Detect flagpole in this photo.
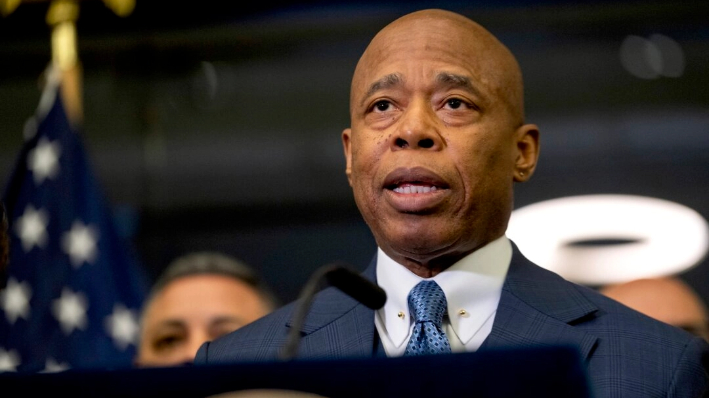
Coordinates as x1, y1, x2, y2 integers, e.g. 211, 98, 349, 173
47, 0, 82, 127
2, 0, 136, 128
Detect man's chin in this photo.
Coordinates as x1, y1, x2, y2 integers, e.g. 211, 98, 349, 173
380, 232, 456, 260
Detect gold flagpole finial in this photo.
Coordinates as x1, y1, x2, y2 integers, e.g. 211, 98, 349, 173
0, 0, 21, 17
102, 0, 134, 17
47, 0, 79, 71
44, 0, 82, 126
6, 0, 136, 126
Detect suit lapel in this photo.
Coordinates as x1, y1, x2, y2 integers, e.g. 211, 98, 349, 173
284, 241, 599, 361
479, 241, 599, 362
285, 258, 378, 358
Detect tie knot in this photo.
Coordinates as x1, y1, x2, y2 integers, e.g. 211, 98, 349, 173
407, 280, 447, 326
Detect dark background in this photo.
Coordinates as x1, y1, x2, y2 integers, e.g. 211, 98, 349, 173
1, 0, 708, 305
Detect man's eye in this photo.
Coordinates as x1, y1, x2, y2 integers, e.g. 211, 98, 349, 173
153, 335, 182, 351
445, 98, 465, 109
373, 100, 392, 112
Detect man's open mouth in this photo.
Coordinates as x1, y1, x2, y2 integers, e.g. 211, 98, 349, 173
383, 167, 449, 194
391, 184, 440, 194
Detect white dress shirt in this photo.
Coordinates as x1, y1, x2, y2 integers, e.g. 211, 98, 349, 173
374, 235, 512, 356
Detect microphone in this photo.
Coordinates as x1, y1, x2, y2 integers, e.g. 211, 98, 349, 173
280, 263, 387, 361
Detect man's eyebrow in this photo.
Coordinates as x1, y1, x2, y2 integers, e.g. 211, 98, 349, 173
436, 72, 481, 96
153, 319, 186, 331
360, 73, 402, 106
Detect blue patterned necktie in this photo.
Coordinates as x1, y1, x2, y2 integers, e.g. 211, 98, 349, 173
404, 280, 452, 356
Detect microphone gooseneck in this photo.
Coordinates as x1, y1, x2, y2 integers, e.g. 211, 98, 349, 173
280, 263, 386, 361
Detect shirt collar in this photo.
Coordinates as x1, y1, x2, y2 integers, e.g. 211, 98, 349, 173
376, 235, 511, 348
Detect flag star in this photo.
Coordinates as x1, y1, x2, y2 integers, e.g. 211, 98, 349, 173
61, 220, 99, 268
0, 348, 20, 372
41, 357, 70, 373
52, 288, 88, 335
105, 304, 140, 350
14, 205, 49, 252
0, 278, 32, 324
27, 137, 62, 185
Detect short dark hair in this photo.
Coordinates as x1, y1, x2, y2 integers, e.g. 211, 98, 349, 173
148, 252, 279, 311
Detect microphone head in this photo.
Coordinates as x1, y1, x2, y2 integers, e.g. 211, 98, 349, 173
325, 265, 387, 310
281, 262, 387, 360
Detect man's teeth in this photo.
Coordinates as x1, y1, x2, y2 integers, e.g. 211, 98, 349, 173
393, 185, 438, 194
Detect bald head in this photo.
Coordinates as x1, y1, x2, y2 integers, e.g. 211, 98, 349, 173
601, 277, 709, 341
351, 9, 525, 125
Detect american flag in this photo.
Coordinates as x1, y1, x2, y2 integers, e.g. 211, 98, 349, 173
0, 68, 150, 373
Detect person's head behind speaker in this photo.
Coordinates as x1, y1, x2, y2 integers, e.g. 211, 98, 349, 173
135, 252, 278, 367
601, 276, 709, 342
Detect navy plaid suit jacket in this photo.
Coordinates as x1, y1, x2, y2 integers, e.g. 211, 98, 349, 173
195, 241, 709, 397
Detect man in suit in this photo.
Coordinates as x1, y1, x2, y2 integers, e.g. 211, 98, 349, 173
195, 9, 709, 397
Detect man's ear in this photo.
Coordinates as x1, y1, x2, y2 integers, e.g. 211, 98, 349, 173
513, 124, 540, 182
342, 128, 353, 187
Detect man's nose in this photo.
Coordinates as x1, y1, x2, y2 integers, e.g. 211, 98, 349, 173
391, 103, 443, 151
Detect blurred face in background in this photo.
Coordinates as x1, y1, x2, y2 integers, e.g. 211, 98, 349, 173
136, 274, 272, 367
600, 277, 709, 342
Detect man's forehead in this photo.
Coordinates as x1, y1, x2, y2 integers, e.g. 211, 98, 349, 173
354, 27, 512, 89
350, 10, 524, 121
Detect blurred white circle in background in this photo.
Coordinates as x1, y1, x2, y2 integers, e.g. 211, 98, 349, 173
506, 194, 709, 286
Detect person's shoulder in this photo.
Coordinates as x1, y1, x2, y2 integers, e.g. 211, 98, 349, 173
196, 300, 298, 365
510, 246, 705, 345
573, 281, 706, 345
570, 282, 709, 397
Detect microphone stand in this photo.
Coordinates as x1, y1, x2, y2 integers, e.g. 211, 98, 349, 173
280, 263, 386, 361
